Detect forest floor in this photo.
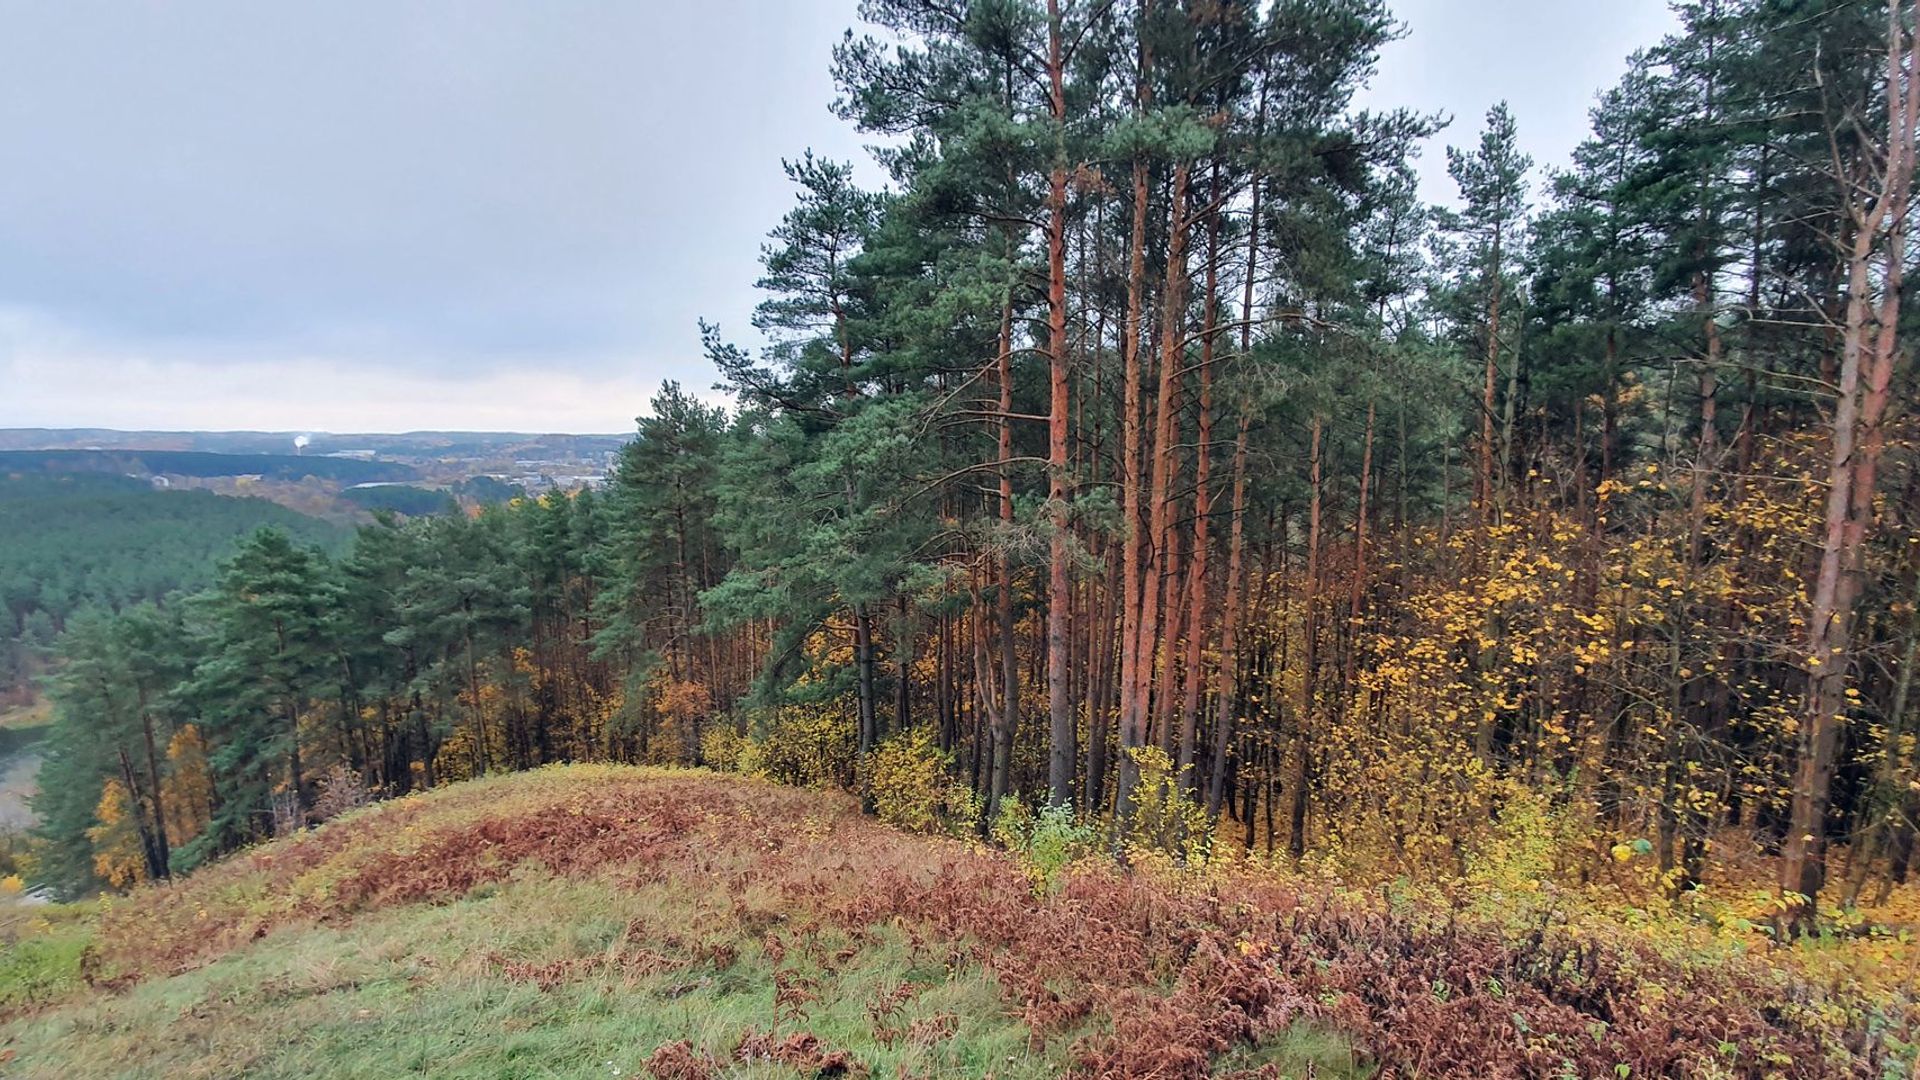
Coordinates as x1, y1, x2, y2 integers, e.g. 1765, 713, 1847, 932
0, 765, 1909, 1079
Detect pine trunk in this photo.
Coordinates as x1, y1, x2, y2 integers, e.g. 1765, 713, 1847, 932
1044, 0, 1074, 807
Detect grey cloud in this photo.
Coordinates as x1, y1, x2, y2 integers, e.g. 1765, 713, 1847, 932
0, 0, 869, 376
0, 0, 1677, 431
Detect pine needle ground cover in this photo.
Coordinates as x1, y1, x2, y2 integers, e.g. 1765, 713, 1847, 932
0, 766, 1906, 1078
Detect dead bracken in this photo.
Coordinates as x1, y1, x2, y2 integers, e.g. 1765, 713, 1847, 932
45, 766, 1911, 1079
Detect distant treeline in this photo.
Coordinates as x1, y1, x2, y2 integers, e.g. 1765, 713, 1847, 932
0, 428, 627, 460
339, 477, 527, 517
339, 485, 458, 516
0, 449, 416, 484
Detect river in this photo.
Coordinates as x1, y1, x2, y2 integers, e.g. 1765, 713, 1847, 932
0, 748, 39, 833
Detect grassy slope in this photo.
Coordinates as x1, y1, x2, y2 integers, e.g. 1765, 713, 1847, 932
0, 702, 50, 754
0, 765, 1906, 1079
0, 703, 49, 731
0, 767, 1356, 1080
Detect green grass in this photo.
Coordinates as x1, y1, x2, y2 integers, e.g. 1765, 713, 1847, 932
2, 873, 1053, 1079
0, 906, 91, 1012
1213, 1023, 1367, 1077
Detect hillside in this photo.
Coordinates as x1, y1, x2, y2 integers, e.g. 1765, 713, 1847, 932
338, 483, 460, 516
0, 767, 1903, 1079
0, 473, 349, 702
0, 449, 416, 484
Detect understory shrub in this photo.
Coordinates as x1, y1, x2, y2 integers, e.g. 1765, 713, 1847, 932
698, 720, 748, 772
310, 764, 371, 824
748, 704, 857, 789
1120, 746, 1212, 865
993, 797, 1099, 894
867, 729, 942, 832
866, 728, 982, 837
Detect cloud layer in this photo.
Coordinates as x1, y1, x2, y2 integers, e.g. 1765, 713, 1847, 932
0, 0, 1673, 433
0, 0, 869, 430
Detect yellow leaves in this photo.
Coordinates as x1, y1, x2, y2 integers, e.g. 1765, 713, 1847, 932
87, 779, 147, 889
1290, 451, 1903, 932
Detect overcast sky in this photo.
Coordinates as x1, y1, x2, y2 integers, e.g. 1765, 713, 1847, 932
0, 0, 1676, 435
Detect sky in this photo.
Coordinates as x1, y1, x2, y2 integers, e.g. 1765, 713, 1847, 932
0, 0, 1676, 435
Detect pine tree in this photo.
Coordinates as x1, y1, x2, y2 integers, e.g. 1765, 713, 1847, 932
177, 529, 340, 864
1437, 103, 1531, 523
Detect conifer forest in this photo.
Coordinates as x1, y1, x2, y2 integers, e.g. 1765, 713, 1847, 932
17, 2, 1920, 1069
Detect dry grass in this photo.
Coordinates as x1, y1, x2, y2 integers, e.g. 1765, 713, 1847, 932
0, 701, 50, 733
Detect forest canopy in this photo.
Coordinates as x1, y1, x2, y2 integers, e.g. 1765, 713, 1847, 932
0, 473, 347, 706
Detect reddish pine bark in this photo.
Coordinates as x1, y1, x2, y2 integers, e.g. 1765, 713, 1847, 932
1114, 0, 1155, 820
1290, 417, 1324, 860
1177, 173, 1223, 785
1132, 160, 1192, 779
1044, 0, 1074, 808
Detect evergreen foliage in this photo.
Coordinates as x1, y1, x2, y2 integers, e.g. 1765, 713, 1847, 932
0, 473, 346, 703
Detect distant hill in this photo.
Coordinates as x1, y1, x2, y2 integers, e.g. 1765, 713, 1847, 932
0, 428, 627, 461
339, 483, 459, 516
0, 449, 416, 484
451, 475, 526, 504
